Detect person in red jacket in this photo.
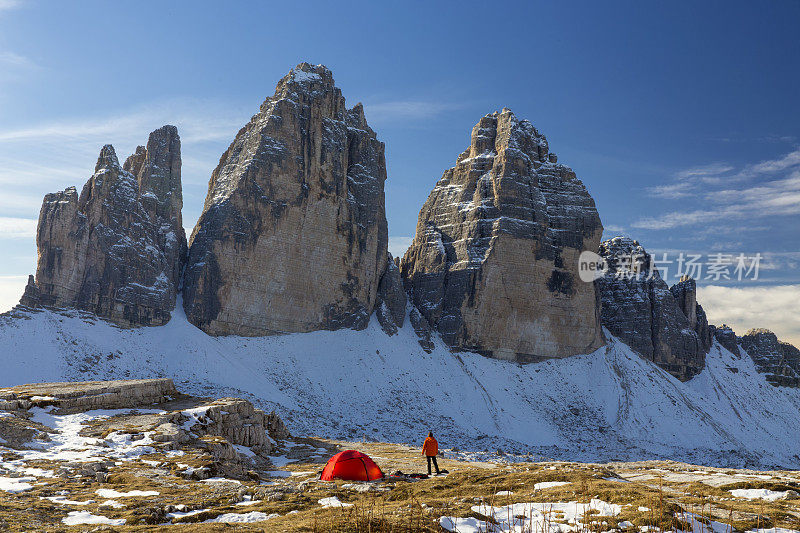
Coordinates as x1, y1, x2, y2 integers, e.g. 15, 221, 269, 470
422, 431, 440, 475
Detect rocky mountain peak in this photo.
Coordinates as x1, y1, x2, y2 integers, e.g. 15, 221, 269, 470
123, 145, 147, 176
740, 328, 800, 387
260, 63, 343, 120
597, 237, 709, 381
712, 324, 740, 356
598, 237, 654, 277
20, 126, 186, 327
183, 63, 389, 336
401, 109, 604, 361
94, 144, 121, 172
130, 125, 184, 230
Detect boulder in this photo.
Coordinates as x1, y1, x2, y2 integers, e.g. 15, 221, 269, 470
183, 63, 388, 336
179, 398, 287, 454
20, 126, 186, 327
596, 237, 706, 380
400, 109, 605, 361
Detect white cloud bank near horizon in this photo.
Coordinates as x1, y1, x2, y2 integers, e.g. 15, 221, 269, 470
0, 276, 27, 313
697, 284, 800, 348
0, 216, 36, 238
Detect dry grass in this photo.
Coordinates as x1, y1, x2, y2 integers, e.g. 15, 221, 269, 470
1, 439, 799, 532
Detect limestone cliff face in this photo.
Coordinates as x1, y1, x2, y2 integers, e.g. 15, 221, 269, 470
182, 63, 388, 336
596, 237, 707, 381
740, 329, 800, 387
20, 126, 186, 326
713, 324, 740, 356
669, 276, 713, 353
375, 253, 407, 335
123, 125, 187, 291
400, 109, 605, 361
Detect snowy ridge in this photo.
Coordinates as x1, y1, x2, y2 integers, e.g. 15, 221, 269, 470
1, 306, 799, 469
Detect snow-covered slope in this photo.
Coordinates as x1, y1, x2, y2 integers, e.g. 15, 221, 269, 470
1, 305, 799, 469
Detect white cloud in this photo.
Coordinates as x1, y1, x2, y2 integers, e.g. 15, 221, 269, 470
0, 217, 36, 238
0, 98, 248, 209
0, 98, 247, 146
648, 164, 734, 198
388, 236, 413, 259
749, 149, 800, 174
0, 190, 46, 217
0, 50, 38, 87
698, 284, 800, 348
602, 224, 626, 237
0, 51, 33, 68
636, 150, 800, 229
0, 275, 26, 314
648, 181, 695, 199
673, 162, 734, 181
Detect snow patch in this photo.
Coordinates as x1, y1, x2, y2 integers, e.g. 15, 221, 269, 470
95, 488, 159, 498
205, 511, 280, 523
62, 511, 125, 525
319, 496, 353, 508
534, 481, 570, 490
0, 476, 34, 492
731, 488, 793, 501
440, 498, 622, 533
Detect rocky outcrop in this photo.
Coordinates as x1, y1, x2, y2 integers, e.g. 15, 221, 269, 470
20, 126, 186, 327
740, 329, 800, 387
596, 237, 707, 381
669, 276, 713, 352
0, 378, 177, 412
0, 379, 292, 483
375, 253, 406, 335
400, 109, 604, 362
123, 125, 187, 292
409, 308, 435, 352
713, 324, 740, 356
180, 398, 289, 454
183, 63, 388, 336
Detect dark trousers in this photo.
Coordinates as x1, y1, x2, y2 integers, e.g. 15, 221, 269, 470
426, 455, 440, 475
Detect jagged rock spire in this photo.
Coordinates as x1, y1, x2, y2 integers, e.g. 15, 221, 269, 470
22, 127, 186, 327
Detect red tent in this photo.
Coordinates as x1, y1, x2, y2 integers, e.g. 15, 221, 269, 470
320, 450, 384, 481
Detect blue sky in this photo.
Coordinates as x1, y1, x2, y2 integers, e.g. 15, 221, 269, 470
0, 0, 798, 342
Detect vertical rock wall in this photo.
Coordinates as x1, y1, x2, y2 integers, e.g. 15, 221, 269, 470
21, 126, 186, 327
596, 237, 708, 380
182, 63, 389, 336
400, 109, 605, 361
